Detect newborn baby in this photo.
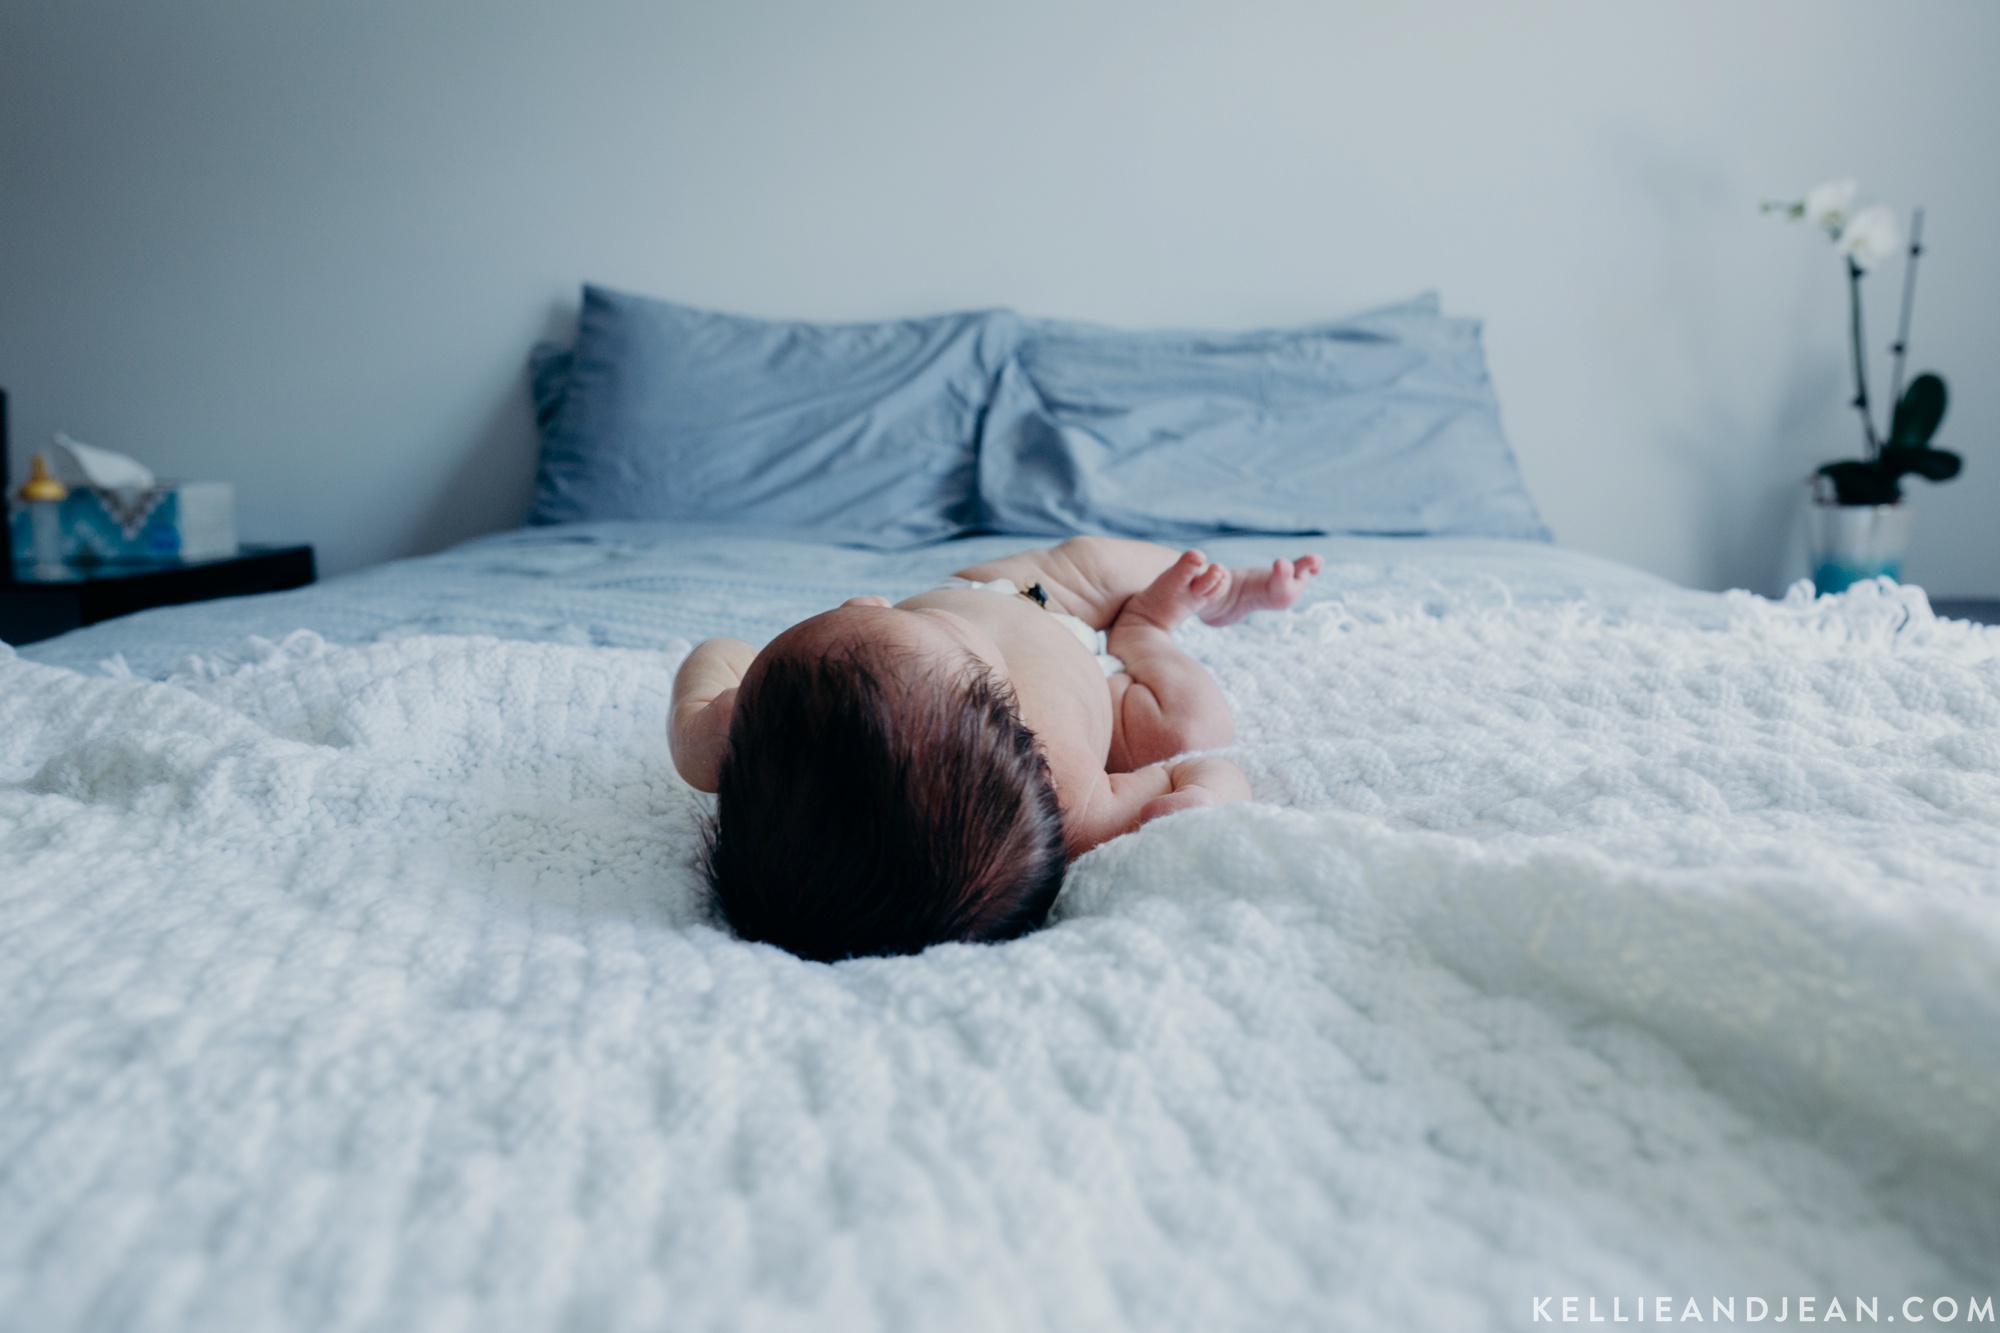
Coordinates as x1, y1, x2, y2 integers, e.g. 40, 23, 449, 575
670, 537, 1323, 961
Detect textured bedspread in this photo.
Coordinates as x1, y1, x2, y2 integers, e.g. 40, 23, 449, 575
3, 531, 1997, 1331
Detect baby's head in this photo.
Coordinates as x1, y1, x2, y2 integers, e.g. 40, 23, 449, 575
706, 601, 1066, 962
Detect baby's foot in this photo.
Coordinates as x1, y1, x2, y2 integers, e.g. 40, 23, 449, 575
1198, 554, 1324, 626
1121, 549, 1233, 631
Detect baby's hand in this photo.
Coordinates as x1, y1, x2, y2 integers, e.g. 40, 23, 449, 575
1071, 753, 1253, 852
1137, 755, 1251, 826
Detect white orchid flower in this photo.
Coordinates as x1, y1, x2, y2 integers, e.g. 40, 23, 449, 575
1838, 204, 1903, 271
1802, 177, 1858, 235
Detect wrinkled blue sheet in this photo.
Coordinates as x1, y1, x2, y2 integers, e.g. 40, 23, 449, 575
20, 522, 1711, 679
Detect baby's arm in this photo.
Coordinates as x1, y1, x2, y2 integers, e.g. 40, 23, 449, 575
1104, 552, 1235, 769
1067, 753, 1253, 854
670, 637, 756, 792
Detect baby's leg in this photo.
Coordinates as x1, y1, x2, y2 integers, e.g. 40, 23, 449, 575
959, 537, 1321, 631
953, 537, 1189, 631
1112, 547, 1323, 630
1196, 554, 1325, 627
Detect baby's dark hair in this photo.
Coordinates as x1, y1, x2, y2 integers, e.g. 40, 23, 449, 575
705, 640, 1068, 962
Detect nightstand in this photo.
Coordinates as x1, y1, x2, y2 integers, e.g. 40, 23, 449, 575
0, 545, 316, 646
1, 389, 316, 646
1931, 598, 2000, 626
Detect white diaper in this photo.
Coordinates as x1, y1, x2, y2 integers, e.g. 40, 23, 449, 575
931, 577, 1126, 677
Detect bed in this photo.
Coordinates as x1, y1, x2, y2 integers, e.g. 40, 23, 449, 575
4, 292, 1996, 1331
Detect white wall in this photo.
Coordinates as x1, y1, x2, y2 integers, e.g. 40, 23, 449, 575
2, 0, 1995, 593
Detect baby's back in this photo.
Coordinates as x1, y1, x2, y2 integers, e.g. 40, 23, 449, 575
895, 584, 1116, 816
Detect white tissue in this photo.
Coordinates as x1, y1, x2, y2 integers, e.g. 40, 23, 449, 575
53, 432, 157, 492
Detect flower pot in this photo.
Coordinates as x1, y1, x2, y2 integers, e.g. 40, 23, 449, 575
1807, 487, 1913, 595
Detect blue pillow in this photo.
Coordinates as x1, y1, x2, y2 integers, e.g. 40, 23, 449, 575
975, 295, 1549, 541
528, 341, 571, 434
532, 286, 1017, 546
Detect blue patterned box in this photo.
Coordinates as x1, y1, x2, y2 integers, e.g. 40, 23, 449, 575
9, 482, 237, 565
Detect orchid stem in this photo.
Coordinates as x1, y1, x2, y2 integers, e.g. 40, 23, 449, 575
1886, 206, 1925, 432
1847, 258, 1878, 458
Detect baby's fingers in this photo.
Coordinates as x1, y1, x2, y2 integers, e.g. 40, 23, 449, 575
1137, 788, 1219, 826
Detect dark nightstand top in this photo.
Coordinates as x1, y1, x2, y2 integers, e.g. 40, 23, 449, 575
1930, 598, 2000, 626
1, 544, 315, 646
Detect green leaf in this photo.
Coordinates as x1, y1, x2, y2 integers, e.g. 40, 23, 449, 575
1915, 448, 1962, 481
1890, 373, 1949, 451
1880, 446, 1962, 482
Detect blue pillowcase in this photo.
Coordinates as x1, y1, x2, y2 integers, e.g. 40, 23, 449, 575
528, 341, 572, 436
975, 295, 1550, 542
530, 286, 1016, 547
528, 287, 1548, 546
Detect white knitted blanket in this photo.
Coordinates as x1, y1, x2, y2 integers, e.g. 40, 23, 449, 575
2, 580, 1996, 1331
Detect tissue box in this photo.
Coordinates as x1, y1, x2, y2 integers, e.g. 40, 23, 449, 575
9, 482, 238, 565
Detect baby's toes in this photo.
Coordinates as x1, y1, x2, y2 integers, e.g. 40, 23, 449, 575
1261, 559, 1304, 606
1133, 551, 1221, 623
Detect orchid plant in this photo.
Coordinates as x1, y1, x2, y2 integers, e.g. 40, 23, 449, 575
1766, 178, 1958, 506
